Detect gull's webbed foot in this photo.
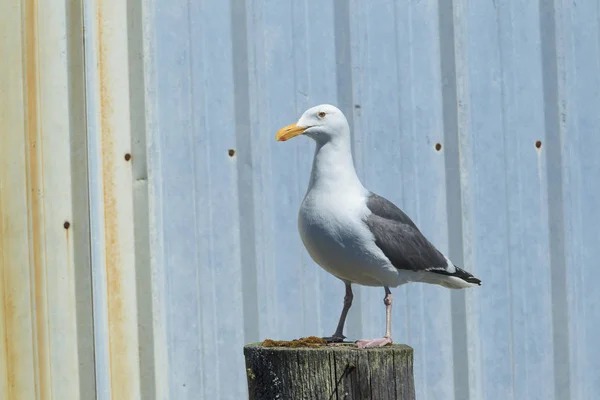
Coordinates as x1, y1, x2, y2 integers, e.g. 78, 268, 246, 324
356, 337, 392, 348
322, 335, 345, 343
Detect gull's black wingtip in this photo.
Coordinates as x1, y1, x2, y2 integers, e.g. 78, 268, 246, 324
466, 275, 482, 286
436, 266, 482, 286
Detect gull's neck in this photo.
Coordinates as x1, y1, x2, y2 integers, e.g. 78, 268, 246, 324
305, 137, 365, 197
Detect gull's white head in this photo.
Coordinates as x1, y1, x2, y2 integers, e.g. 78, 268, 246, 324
275, 104, 349, 143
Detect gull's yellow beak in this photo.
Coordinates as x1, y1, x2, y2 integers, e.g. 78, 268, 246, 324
276, 123, 307, 142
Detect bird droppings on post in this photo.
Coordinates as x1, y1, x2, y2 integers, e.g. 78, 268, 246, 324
63, 221, 71, 229
535, 140, 542, 149
228, 149, 236, 157
124, 153, 132, 161
262, 336, 327, 348
435, 143, 442, 151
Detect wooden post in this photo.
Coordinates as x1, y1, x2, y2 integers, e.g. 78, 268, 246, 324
244, 342, 415, 400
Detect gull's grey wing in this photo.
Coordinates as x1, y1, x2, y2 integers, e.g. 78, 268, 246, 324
365, 193, 480, 284
364, 212, 448, 272
366, 193, 419, 229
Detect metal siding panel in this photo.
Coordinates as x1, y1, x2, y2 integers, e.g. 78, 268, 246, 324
495, 2, 555, 400
127, 0, 157, 396
152, 0, 248, 399
153, 0, 202, 398
453, 0, 514, 399
37, 0, 84, 397
0, 0, 86, 398
231, 0, 261, 351
143, 1, 600, 399
438, 1, 471, 399
83, 0, 112, 396
245, 0, 277, 341
250, 0, 300, 342
188, 1, 246, 398
540, 1, 571, 398
84, 0, 143, 396
66, 0, 98, 393
0, 3, 37, 396
558, 0, 600, 398
255, 0, 304, 341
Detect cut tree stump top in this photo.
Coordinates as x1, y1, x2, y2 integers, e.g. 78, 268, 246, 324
244, 341, 415, 400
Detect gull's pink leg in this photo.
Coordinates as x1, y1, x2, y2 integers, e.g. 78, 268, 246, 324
356, 287, 393, 348
323, 283, 353, 343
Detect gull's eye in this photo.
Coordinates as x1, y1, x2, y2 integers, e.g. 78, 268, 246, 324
317, 111, 327, 119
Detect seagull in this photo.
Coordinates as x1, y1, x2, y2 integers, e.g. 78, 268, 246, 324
275, 104, 481, 348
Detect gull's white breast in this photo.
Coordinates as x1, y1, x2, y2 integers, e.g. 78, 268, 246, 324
298, 190, 404, 287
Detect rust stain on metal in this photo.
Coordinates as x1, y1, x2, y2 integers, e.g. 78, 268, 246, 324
2, 294, 17, 397
97, 4, 131, 397
0, 36, 17, 400
0, 204, 15, 397
24, 0, 52, 397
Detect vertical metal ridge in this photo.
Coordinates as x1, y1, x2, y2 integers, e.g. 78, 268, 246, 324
230, 0, 259, 345
539, 1, 571, 399
84, 0, 144, 396
493, 6, 517, 399
65, 0, 97, 396
142, 0, 174, 397
183, 1, 205, 396
126, 0, 156, 396
333, 0, 355, 135
82, 0, 111, 393
21, 0, 47, 397
290, 0, 311, 333
438, 1, 470, 399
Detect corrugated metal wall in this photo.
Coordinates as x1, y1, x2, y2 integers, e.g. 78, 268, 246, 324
147, 0, 600, 399
1, 0, 599, 399
0, 0, 94, 398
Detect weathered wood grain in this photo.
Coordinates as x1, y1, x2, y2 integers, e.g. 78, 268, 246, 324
244, 343, 415, 400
